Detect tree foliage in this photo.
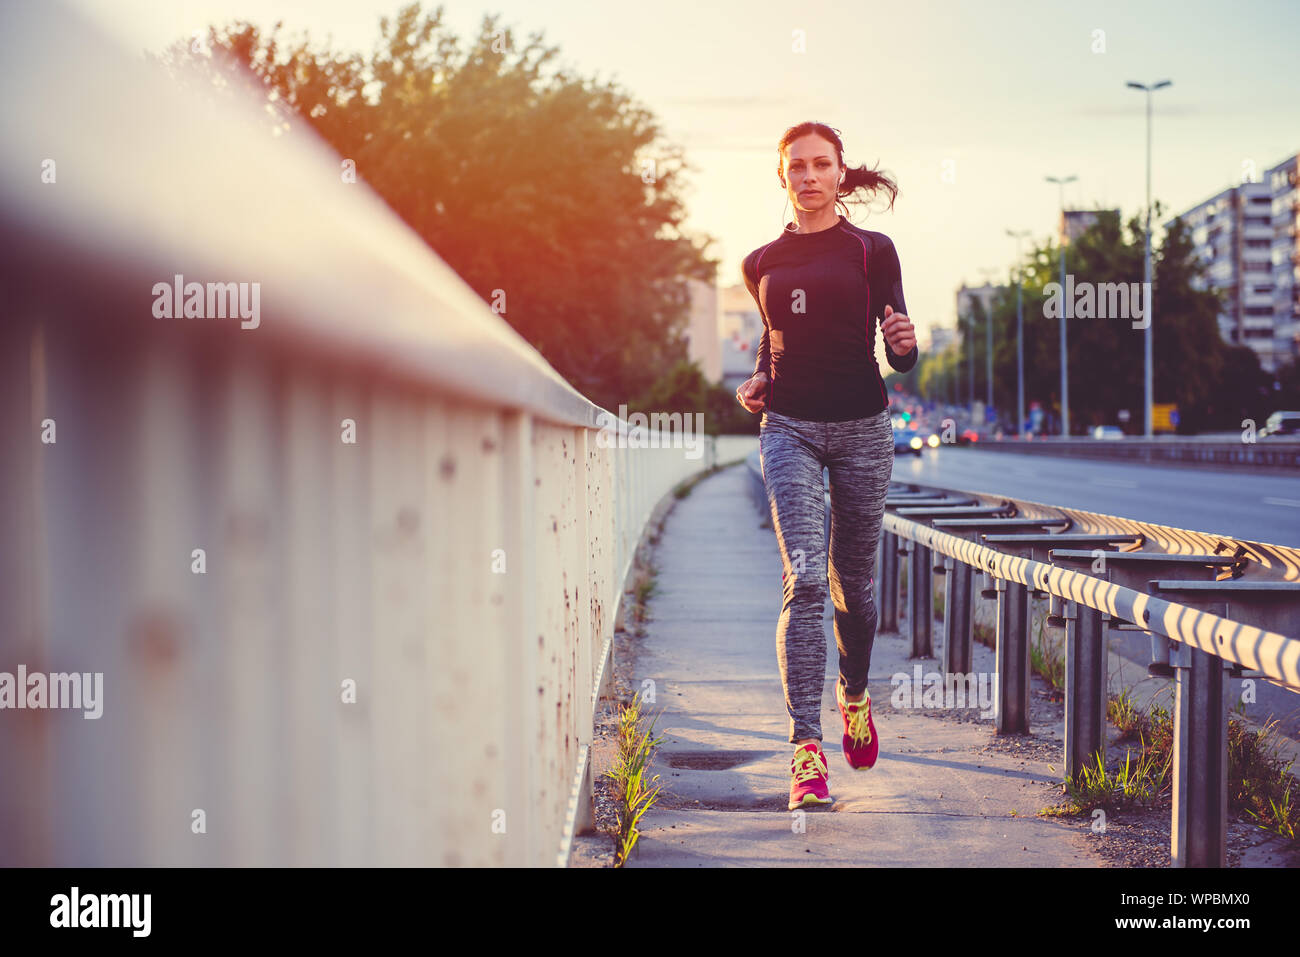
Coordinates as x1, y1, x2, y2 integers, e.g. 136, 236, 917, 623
911, 205, 1285, 434
149, 2, 718, 413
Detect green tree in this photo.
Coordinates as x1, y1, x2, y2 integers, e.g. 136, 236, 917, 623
1211, 344, 1275, 429
1276, 357, 1300, 409
961, 204, 1242, 434
914, 340, 962, 409
150, 2, 717, 414
1150, 210, 1235, 432
628, 358, 752, 435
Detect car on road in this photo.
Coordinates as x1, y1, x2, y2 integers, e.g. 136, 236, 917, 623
1261, 410, 1300, 437
1091, 425, 1125, 440
895, 432, 923, 456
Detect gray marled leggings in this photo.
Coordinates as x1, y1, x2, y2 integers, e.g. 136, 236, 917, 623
759, 407, 895, 743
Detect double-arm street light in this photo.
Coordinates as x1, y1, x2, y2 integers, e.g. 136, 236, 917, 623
1126, 79, 1172, 438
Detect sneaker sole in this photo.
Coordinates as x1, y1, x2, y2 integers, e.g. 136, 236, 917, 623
788, 792, 834, 810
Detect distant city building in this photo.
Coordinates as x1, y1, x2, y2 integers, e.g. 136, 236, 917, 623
685, 278, 722, 384
1059, 208, 1117, 246
1164, 151, 1300, 374
928, 325, 958, 355
719, 282, 764, 393
955, 282, 1000, 350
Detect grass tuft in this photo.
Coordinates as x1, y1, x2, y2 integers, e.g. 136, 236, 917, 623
1028, 615, 1065, 693
604, 691, 665, 866
1041, 688, 1300, 843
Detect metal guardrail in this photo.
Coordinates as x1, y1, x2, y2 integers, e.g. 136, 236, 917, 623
876, 482, 1299, 868
0, 0, 714, 867
964, 437, 1300, 472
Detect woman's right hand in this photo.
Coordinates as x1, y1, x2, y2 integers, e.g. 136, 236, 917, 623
736, 372, 769, 414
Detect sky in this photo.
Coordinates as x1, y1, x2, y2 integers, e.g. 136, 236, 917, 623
67, 0, 1300, 349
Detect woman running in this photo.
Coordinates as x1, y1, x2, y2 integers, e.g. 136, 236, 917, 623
735, 121, 918, 810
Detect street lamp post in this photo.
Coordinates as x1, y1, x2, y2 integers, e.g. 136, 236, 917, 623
1006, 228, 1032, 438
1126, 79, 1172, 439
1046, 174, 1077, 436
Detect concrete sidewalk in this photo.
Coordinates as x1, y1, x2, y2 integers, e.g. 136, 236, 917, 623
613, 459, 1104, 867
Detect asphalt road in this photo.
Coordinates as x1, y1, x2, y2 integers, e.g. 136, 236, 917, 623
889, 447, 1300, 548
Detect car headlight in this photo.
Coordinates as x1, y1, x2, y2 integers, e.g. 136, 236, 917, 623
909, 436, 923, 450
926, 434, 940, 448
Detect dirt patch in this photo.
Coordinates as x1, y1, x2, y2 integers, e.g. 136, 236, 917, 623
1065, 803, 1172, 867
860, 662, 1300, 868
653, 791, 791, 812
658, 750, 768, 771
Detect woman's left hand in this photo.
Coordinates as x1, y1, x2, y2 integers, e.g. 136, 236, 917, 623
882, 304, 916, 356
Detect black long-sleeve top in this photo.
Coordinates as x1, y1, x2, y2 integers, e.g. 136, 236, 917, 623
742, 215, 919, 421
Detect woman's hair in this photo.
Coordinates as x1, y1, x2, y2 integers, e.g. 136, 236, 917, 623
777, 121, 898, 216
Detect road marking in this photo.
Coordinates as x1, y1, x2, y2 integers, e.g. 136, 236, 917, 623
1089, 477, 1139, 489
1263, 497, 1300, 508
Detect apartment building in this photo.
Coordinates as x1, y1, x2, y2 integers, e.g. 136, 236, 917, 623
928, 325, 958, 355
1164, 151, 1300, 374
956, 282, 1000, 329
1270, 153, 1300, 370
1060, 208, 1118, 246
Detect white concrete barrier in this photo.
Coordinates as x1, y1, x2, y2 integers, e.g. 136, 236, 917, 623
0, 0, 715, 867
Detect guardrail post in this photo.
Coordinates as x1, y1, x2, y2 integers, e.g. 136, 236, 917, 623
1064, 600, 1107, 782
941, 556, 973, 677
909, 540, 933, 657
1172, 638, 1229, 868
880, 531, 899, 634
994, 576, 1030, 733
899, 536, 914, 635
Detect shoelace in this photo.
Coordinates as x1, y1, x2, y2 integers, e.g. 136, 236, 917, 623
842, 689, 873, 747
791, 747, 827, 783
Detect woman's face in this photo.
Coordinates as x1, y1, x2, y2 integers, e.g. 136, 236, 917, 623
782, 134, 840, 212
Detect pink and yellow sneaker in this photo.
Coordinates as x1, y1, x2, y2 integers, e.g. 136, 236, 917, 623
788, 741, 833, 810
836, 682, 879, 770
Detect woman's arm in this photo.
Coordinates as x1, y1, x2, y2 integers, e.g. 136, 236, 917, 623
742, 252, 773, 381
873, 236, 919, 374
